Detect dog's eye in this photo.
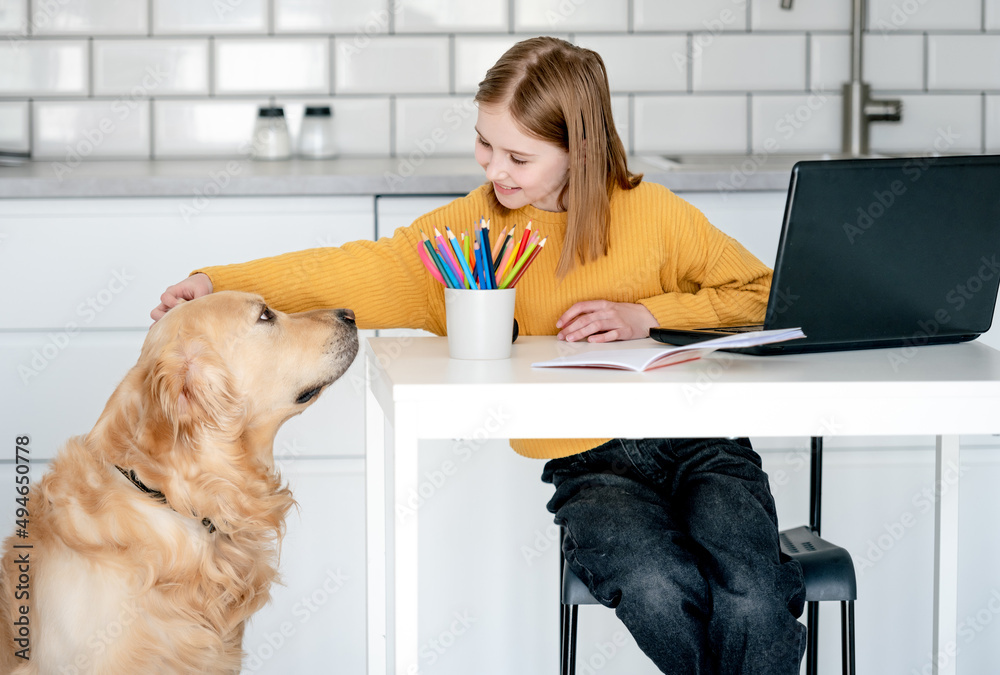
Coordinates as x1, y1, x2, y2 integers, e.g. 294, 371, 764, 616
259, 306, 276, 323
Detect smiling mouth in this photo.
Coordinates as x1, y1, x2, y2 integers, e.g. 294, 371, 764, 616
494, 182, 520, 192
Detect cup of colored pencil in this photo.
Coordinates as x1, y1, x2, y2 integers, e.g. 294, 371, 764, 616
418, 218, 545, 290
418, 218, 543, 359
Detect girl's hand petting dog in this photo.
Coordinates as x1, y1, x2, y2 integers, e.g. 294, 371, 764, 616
152, 272, 214, 322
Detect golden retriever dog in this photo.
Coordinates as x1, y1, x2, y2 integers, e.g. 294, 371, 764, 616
0, 291, 358, 674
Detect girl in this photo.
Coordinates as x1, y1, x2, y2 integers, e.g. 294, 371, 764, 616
152, 36, 806, 674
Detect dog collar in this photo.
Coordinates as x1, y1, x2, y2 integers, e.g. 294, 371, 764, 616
114, 465, 217, 534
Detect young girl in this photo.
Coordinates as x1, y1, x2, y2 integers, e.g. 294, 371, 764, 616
152, 37, 806, 674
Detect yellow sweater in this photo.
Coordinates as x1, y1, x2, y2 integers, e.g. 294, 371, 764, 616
196, 181, 772, 460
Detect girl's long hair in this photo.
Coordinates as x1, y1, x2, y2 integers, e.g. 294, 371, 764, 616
475, 36, 641, 277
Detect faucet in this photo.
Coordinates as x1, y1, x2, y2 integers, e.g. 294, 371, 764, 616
781, 0, 902, 156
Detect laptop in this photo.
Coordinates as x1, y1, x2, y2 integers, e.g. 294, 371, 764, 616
650, 154, 1000, 355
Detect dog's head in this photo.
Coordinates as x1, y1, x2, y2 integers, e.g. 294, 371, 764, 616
93, 291, 358, 532
147, 291, 357, 436
136, 291, 359, 453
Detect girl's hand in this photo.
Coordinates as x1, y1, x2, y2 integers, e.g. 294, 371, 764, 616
556, 300, 658, 342
150, 273, 214, 322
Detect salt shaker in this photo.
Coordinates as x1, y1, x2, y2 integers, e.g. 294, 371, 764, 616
251, 105, 291, 160
298, 105, 336, 159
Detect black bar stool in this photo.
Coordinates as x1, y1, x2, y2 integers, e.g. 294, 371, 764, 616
559, 437, 857, 675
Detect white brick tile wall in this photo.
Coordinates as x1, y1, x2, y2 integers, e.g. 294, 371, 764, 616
869, 94, 982, 154
33, 100, 151, 159
0, 0, 26, 33
216, 38, 330, 95
809, 35, 850, 94
6, 0, 1000, 159
395, 96, 477, 158
319, 97, 391, 156
633, 0, 747, 32
454, 35, 522, 93
864, 34, 924, 90
514, 0, 628, 33
274, 0, 390, 34
153, 100, 260, 158
0, 39, 88, 96
93, 40, 210, 96
928, 35, 1000, 91
693, 35, 807, 92
751, 0, 851, 31
869, 0, 982, 32
396, 0, 509, 33
986, 95, 1000, 151
153, 0, 268, 35
752, 93, 842, 155
610, 94, 630, 151
634, 94, 747, 154
0, 100, 30, 152
334, 36, 448, 95
575, 35, 688, 93
31, 0, 147, 35
988, 0, 1000, 30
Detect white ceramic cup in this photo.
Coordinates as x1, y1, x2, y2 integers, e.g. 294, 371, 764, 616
444, 288, 517, 360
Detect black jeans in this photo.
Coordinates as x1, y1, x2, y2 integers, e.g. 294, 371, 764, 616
542, 438, 806, 675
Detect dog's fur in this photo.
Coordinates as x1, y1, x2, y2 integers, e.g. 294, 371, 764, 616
0, 291, 358, 674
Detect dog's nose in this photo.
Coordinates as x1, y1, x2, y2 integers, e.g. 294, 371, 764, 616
336, 308, 356, 325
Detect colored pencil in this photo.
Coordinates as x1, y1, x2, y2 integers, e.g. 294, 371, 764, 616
474, 239, 488, 289
490, 225, 508, 270
507, 237, 546, 287
500, 233, 541, 288
417, 238, 446, 286
479, 218, 496, 289
512, 220, 533, 266
422, 233, 459, 288
497, 224, 521, 282
435, 227, 467, 288
493, 229, 514, 277
419, 219, 546, 290
447, 227, 477, 290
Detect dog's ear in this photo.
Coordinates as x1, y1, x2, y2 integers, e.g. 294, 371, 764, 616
148, 336, 241, 436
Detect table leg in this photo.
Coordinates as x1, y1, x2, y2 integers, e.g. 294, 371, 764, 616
932, 434, 959, 675
365, 384, 387, 675
393, 407, 420, 675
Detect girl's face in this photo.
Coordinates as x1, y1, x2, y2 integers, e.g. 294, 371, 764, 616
474, 103, 570, 213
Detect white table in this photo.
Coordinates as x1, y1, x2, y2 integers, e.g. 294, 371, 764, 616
365, 336, 1000, 675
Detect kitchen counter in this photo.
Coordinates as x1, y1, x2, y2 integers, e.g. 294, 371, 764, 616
0, 155, 794, 199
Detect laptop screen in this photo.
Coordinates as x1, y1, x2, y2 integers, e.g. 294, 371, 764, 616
764, 154, 1000, 349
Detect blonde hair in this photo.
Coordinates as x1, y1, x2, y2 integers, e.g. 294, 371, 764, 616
475, 36, 641, 277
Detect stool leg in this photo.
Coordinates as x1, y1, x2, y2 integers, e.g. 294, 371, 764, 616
806, 600, 819, 675
841, 601, 856, 675
560, 604, 578, 675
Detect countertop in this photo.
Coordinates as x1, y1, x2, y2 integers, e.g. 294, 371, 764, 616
0, 155, 796, 199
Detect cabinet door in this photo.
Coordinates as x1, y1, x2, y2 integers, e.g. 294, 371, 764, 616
0, 196, 375, 330
241, 459, 367, 675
